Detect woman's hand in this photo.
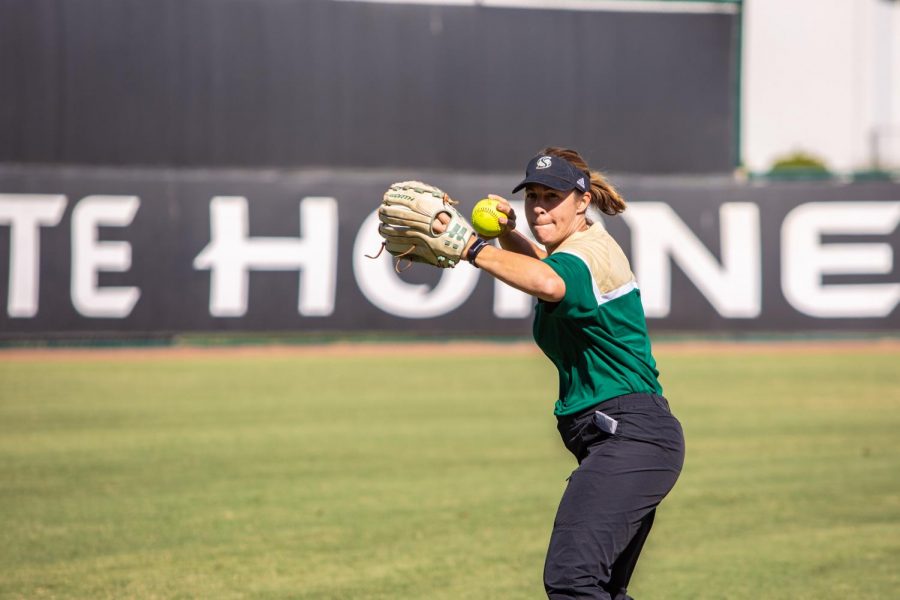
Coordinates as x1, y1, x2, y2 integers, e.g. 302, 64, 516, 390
489, 194, 517, 239
433, 210, 480, 255
433, 211, 450, 234
428, 198, 562, 300
432, 195, 517, 257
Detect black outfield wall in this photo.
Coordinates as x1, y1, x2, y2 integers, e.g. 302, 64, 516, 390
0, 164, 897, 338
0, 0, 740, 173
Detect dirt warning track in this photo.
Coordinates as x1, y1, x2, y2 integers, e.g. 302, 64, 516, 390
1, 338, 898, 362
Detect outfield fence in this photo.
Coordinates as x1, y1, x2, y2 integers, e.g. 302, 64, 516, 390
1, 165, 897, 338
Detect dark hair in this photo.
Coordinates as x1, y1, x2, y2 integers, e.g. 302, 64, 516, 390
539, 147, 626, 216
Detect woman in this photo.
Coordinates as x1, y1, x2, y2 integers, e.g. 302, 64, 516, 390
458, 147, 685, 600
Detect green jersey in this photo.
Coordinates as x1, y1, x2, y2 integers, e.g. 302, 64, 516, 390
533, 224, 662, 416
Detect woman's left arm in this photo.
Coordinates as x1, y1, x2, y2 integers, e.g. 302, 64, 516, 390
432, 211, 565, 302
466, 241, 565, 302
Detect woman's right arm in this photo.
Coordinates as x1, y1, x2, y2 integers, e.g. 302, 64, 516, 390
498, 229, 547, 260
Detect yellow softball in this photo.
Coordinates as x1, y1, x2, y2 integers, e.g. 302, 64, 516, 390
471, 198, 504, 238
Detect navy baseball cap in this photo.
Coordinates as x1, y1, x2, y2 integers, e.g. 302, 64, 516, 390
511, 154, 589, 194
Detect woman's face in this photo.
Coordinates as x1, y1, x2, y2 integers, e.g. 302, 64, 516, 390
524, 184, 589, 251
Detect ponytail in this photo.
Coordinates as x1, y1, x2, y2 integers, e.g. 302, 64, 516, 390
588, 170, 627, 216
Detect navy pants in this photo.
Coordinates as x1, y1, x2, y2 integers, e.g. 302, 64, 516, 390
544, 393, 685, 600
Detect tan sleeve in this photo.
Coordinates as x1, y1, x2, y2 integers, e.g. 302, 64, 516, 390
554, 226, 636, 296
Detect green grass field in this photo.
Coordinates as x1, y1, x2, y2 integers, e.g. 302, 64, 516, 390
1, 343, 899, 599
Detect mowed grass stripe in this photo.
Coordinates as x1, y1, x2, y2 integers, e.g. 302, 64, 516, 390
1, 347, 898, 599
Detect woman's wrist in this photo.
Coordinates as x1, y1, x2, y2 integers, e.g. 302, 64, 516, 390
465, 237, 490, 267
461, 234, 476, 255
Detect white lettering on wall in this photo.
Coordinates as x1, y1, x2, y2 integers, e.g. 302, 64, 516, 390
3, 188, 898, 327
0, 194, 66, 318
0, 194, 67, 317
71, 195, 141, 318
623, 202, 761, 318
781, 201, 900, 318
193, 196, 338, 317
353, 209, 479, 318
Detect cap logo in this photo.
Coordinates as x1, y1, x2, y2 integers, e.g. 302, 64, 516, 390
576, 177, 585, 189
536, 156, 552, 169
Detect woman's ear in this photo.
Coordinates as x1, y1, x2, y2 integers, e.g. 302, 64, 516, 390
577, 191, 591, 214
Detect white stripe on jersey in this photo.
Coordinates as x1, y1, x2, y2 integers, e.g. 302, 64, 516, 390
555, 250, 640, 307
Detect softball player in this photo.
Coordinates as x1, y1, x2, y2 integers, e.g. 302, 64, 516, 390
461, 147, 685, 600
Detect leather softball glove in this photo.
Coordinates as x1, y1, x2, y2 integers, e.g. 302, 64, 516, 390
375, 181, 476, 269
